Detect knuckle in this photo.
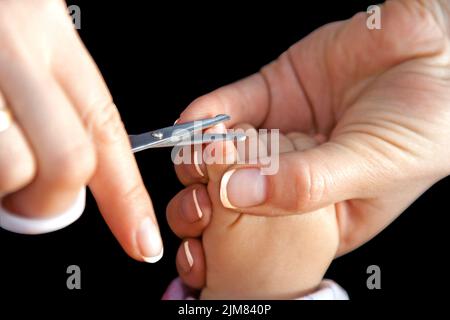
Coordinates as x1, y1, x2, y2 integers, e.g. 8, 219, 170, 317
46, 141, 96, 187
294, 160, 326, 212
85, 100, 127, 146
121, 182, 148, 206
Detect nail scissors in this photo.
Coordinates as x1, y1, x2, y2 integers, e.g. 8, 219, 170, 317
129, 114, 246, 152
0, 114, 245, 235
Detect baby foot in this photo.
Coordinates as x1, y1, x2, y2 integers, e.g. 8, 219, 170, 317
197, 124, 340, 299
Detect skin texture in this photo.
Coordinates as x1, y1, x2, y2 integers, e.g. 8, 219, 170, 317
167, 0, 450, 298
169, 126, 341, 299
0, 0, 162, 261
201, 125, 339, 299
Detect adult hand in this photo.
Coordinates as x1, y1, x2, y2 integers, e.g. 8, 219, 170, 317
167, 0, 450, 288
0, 0, 163, 262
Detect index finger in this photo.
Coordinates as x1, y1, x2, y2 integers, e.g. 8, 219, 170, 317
178, 73, 270, 126
52, 26, 163, 263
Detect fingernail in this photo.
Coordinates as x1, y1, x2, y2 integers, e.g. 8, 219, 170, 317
137, 218, 164, 263
193, 150, 205, 177
206, 122, 226, 134
174, 118, 180, 125
184, 241, 194, 269
192, 189, 203, 219
220, 168, 267, 209
204, 123, 237, 165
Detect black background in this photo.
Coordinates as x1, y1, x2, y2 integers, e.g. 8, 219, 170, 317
1, 0, 448, 302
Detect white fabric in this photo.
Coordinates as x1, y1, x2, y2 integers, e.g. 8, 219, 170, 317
0, 187, 86, 234
297, 279, 349, 300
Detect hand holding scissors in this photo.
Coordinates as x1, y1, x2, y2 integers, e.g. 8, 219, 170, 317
0, 114, 244, 235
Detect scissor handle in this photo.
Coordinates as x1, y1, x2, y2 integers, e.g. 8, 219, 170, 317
0, 187, 86, 235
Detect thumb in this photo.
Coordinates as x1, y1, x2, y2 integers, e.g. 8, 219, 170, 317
219, 136, 397, 216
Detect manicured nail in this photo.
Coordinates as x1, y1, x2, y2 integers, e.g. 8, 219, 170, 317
193, 150, 205, 177
204, 123, 237, 165
184, 241, 194, 269
192, 189, 203, 219
220, 168, 267, 209
137, 217, 164, 263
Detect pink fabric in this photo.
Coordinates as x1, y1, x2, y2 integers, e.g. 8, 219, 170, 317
162, 277, 349, 300
162, 278, 198, 300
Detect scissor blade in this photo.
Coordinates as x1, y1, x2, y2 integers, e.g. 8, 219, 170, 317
129, 132, 166, 153
150, 133, 247, 148
129, 114, 233, 153
169, 114, 230, 133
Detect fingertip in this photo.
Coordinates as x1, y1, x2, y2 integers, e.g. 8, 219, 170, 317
203, 124, 238, 182
173, 144, 208, 186
136, 217, 164, 263
180, 186, 211, 224
142, 247, 164, 264
179, 95, 223, 123
166, 185, 212, 238
174, 161, 208, 187
176, 238, 206, 289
